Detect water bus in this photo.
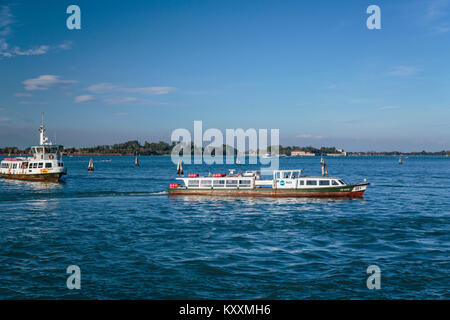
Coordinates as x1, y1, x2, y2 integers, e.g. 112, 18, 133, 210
168, 169, 369, 198
0, 114, 67, 182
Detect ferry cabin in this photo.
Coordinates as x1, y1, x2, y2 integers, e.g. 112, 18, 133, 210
175, 170, 348, 190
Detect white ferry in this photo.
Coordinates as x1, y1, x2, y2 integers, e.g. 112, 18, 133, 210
169, 169, 369, 198
0, 114, 67, 182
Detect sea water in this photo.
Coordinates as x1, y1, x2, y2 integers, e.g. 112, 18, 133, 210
0, 156, 448, 299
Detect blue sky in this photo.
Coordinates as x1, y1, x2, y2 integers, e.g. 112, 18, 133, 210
0, 0, 449, 151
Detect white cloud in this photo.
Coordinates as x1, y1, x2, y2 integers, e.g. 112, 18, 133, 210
103, 96, 167, 106
104, 97, 139, 104
0, 5, 13, 30
13, 45, 50, 56
14, 93, 32, 97
23, 75, 77, 91
0, 6, 73, 58
87, 82, 176, 95
87, 82, 120, 94
18, 101, 48, 105
75, 95, 95, 103
378, 105, 401, 110
58, 41, 73, 50
426, 0, 450, 21
126, 86, 176, 95
431, 23, 450, 34
296, 134, 324, 139
387, 66, 421, 76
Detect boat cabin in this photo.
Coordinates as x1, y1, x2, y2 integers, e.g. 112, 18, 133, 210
174, 169, 347, 190
30, 145, 63, 161
271, 169, 346, 189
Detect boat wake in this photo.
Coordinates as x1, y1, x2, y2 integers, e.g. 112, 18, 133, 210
0, 190, 168, 202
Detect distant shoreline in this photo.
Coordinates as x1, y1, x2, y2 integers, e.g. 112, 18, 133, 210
1, 154, 448, 157
1, 140, 449, 157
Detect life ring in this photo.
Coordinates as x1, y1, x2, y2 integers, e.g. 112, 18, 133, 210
34, 155, 36, 160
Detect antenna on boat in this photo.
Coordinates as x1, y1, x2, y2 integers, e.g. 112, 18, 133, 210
39, 112, 50, 145
39, 112, 44, 145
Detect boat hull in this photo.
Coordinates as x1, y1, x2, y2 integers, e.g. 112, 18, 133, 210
168, 183, 369, 198
1, 172, 66, 182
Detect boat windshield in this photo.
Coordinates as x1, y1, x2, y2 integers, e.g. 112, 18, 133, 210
31, 146, 61, 154
44, 146, 60, 154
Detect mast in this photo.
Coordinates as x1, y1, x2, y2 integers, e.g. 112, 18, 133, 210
39, 112, 49, 145
39, 112, 45, 145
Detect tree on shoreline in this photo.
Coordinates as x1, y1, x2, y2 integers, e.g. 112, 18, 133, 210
0, 142, 448, 156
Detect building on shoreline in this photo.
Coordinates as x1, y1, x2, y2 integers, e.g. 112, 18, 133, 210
326, 148, 347, 156
291, 150, 316, 156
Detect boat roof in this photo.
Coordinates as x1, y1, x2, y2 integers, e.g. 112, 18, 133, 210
29, 144, 64, 148
2, 158, 25, 161
178, 175, 343, 180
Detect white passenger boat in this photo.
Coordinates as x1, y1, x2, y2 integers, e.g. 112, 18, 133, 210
0, 114, 67, 182
169, 169, 369, 198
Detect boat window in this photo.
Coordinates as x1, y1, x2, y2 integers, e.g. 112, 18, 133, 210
275, 172, 280, 179
45, 163, 52, 168
338, 179, 345, 185
213, 180, 225, 187
59, 162, 64, 167
200, 180, 212, 186
45, 146, 57, 154
319, 180, 330, 186
33, 163, 38, 168
299, 180, 304, 185
187, 180, 199, 187
226, 180, 238, 186
239, 180, 251, 187
283, 172, 291, 179
306, 180, 317, 186
332, 180, 339, 185
38, 163, 43, 168
291, 172, 300, 178
22, 163, 28, 169
13, 164, 17, 169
